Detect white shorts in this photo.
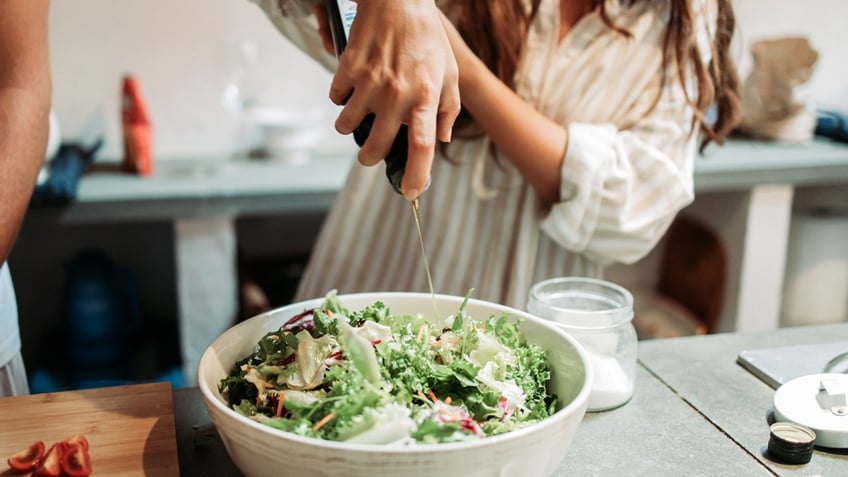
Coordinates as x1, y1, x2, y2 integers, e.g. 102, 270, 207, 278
0, 352, 29, 397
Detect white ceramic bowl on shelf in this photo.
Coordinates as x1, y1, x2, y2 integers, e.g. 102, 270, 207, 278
198, 292, 592, 477
249, 107, 325, 164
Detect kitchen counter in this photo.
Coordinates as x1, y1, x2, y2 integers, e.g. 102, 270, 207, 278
172, 322, 848, 476
695, 137, 848, 192
32, 152, 354, 224
636, 322, 848, 476
27, 138, 848, 224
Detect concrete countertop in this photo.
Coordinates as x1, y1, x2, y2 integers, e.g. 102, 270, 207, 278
30, 138, 848, 224
38, 152, 355, 223
639, 322, 848, 477
77, 154, 353, 202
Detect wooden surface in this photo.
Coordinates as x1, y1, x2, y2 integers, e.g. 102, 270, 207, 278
0, 382, 179, 476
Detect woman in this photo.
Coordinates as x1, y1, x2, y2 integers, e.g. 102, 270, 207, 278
254, 0, 740, 309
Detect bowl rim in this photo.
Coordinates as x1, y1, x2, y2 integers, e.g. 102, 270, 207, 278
198, 291, 593, 454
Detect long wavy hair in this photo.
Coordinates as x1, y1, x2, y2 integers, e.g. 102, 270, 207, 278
450, 0, 741, 152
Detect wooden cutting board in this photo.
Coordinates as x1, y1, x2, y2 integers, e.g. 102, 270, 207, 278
0, 381, 179, 476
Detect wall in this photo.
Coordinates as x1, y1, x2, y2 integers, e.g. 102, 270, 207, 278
48, 1, 848, 160
49, 0, 352, 160
732, 0, 848, 111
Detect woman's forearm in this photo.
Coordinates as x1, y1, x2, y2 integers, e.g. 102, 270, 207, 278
458, 55, 567, 205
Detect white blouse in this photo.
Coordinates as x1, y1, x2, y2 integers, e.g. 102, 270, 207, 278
252, 0, 716, 309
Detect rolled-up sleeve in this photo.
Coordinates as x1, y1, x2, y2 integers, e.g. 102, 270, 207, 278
540, 80, 697, 266
537, 0, 721, 266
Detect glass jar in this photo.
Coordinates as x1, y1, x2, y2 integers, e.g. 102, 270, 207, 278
527, 277, 637, 412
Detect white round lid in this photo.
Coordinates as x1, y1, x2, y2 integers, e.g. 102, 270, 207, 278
773, 373, 848, 449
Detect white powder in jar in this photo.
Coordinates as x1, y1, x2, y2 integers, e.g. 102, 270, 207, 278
583, 348, 634, 411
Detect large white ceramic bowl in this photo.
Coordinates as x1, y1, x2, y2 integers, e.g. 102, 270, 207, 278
198, 292, 592, 477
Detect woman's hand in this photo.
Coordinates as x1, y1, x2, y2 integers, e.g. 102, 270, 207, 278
323, 0, 461, 201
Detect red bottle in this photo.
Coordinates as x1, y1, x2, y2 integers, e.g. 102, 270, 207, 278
121, 75, 153, 176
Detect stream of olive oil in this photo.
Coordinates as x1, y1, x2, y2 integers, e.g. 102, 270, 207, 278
411, 199, 440, 320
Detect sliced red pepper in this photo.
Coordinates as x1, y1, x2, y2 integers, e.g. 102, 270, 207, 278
33, 442, 67, 477
62, 434, 90, 452
6, 440, 45, 471
61, 442, 92, 477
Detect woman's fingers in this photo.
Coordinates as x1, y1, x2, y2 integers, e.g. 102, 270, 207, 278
325, 0, 458, 194
357, 112, 401, 167
401, 104, 438, 200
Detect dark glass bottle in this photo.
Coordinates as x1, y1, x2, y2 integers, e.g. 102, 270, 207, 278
326, 0, 410, 195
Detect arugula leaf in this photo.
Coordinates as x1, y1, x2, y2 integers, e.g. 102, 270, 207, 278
312, 309, 337, 336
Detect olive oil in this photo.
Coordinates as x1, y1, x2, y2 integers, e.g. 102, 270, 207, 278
412, 198, 440, 319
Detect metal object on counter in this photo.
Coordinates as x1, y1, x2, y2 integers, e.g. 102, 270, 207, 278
816, 378, 847, 417
823, 350, 848, 374
773, 373, 848, 449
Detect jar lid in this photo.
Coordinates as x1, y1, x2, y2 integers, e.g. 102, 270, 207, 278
773, 373, 848, 449
768, 422, 816, 464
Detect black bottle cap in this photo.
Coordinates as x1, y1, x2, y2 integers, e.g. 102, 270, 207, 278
767, 422, 816, 465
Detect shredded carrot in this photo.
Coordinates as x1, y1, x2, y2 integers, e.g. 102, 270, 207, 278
445, 396, 452, 405
416, 324, 426, 342
326, 310, 334, 317
275, 391, 286, 417
417, 390, 429, 401
429, 390, 438, 402
312, 412, 335, 431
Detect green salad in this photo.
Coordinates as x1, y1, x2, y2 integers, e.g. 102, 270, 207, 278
219, 291, 556, 445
